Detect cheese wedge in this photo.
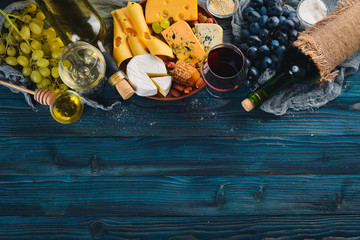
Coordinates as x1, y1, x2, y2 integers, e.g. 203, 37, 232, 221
111, 11, 133, 66
194, 23, 223, 51
151, 76, 172, 97
161, 20, 205, 64
145, 0, 198, 24
126, 54, 167, 96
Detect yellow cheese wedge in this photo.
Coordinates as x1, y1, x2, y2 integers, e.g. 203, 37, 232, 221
161, 20, 205, 64
145, 0, 198, 24
111, 11, 133, 66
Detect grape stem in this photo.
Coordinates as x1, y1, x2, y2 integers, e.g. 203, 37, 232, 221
0, 9, 34, 51
279, 0, 289, 7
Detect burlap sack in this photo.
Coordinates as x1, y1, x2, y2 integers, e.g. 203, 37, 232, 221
294, 0, 360, 82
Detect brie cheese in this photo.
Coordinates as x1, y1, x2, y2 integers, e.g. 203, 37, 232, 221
151, 76, 172, 97
126, 54, 167, 96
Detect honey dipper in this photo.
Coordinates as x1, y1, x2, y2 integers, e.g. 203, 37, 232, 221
0, 79, 56, 105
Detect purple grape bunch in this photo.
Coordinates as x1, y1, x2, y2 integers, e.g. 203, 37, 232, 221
239, 0, 300, 85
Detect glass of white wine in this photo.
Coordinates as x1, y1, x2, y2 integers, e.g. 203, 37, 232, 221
59, 41, 106, 91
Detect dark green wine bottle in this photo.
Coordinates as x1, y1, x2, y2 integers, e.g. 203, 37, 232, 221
242, 46, 320, 112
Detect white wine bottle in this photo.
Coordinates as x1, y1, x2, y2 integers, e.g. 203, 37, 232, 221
36, 0, 134, 100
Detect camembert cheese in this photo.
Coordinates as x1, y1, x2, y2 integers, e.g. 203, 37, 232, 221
151, 76, 172, 97
145, 0, 198, 24
194, 23, 223, 51
126, 54, 167, 96
161, 20, 205, 65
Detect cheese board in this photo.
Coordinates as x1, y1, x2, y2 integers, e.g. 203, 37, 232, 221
135, 0, 218, 100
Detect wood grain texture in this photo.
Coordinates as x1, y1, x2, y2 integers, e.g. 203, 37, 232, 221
1, 215, 360, 240
1, 0, 360, 238
0, 175, 359, 216
0, 136, 359, 176
0, 96, 359, 137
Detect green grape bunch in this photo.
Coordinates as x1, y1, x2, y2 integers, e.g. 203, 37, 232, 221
0, 3, 68, 94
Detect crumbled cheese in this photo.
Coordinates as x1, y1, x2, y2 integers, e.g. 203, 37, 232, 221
209, 0, 235, 15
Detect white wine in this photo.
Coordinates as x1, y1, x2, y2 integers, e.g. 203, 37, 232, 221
35, 0, 105, 46
36, 0, 135, 100
59, 41, 105, 91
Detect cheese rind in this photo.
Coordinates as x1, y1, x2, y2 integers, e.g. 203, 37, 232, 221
145, 0, 198, 24
126, 54, 167, 96
194, 23, 223, 51
151, 76, 172, 97
161, 20, 205, 64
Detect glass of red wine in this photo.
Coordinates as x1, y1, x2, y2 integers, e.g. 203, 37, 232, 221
200, 43, 248, 98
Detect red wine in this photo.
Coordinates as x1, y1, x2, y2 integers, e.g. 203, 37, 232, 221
204, 46, 246, 91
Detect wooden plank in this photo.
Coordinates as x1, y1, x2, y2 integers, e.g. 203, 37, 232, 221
1, 215, 360, 239
0, 175, 360, 216
0, 70, 360, 99
0, 97, 359, 137
0, 136, 359, 176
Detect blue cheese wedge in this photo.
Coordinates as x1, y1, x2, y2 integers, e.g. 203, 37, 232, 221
194, 23, 223, 51
126, 54, 167, 96
151, 76, 172, 97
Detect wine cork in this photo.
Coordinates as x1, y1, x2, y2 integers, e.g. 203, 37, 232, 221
241, 98, 255, 112
109, 71, 135, 100
294, 0, 360, 82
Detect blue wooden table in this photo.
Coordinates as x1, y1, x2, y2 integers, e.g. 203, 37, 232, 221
1, 0, 360, 239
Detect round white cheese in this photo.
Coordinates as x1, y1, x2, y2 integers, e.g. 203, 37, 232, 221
126, 54, 167, 96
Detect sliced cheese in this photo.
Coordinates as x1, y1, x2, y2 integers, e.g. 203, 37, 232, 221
111, 11, 133, 66
151, 76, 172, 97
194, 23, 223, 51
144, 36, 174, 58
125, 2, 174, 58
113, 8, 137, 35
126, 54, 167, 96
128, 35, 148, 55
161, 20, 205, 65
145, 0, 198, 24
126, 2, 151, 35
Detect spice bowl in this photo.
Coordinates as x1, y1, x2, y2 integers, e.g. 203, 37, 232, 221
206, 0, 239, 19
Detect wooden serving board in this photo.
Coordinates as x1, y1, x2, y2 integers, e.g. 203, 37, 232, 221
138, 0, 217, 100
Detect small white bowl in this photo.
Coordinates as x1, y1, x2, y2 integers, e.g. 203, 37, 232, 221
296, 0, 329, 28
206, 0, 240, 19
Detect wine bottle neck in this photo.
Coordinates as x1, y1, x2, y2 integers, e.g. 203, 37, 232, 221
248, 71, 296, 108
